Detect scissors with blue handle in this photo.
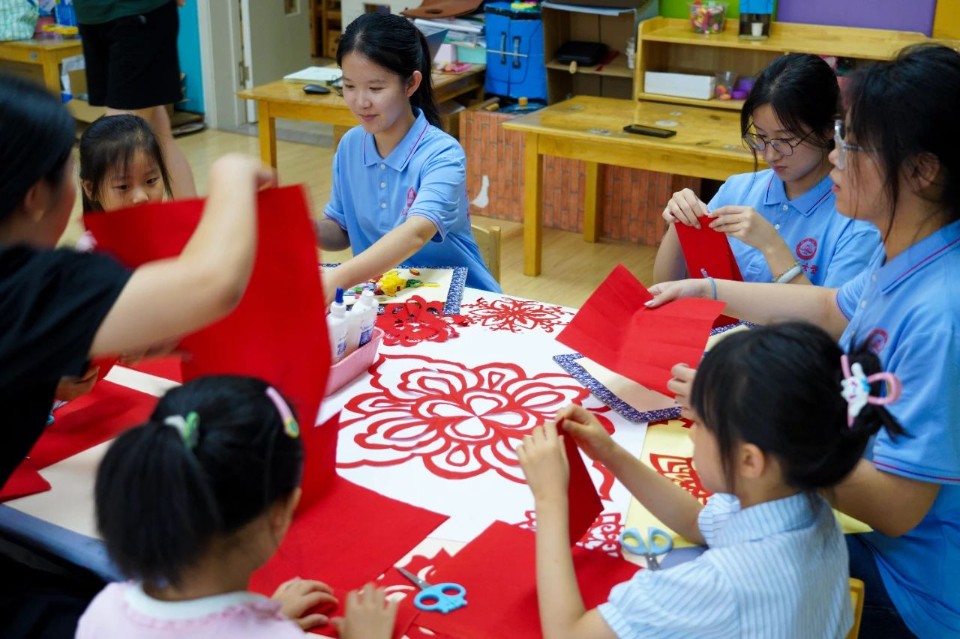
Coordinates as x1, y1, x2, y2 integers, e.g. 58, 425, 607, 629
396, 566, 467, 614
619, 526, 673, 571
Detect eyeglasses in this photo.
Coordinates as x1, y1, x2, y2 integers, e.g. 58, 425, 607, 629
833, 119, 877, 170
742, 128, 815, 157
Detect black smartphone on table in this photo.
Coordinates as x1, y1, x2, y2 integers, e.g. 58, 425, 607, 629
623, 124, 677, 138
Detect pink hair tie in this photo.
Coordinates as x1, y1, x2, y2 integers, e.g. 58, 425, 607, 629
266, 386, 300, 438
840, 354, 902, 427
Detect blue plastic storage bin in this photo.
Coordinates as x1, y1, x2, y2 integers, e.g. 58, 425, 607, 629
484, 2, 547, 102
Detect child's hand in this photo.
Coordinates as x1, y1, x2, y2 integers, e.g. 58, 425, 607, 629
555, 405, 617, 463
517, 421, 569, 502
272, 577, 338, 630
55, 365, 99, 401
330, 583, 399, 639
662, 188, 708, 228
667, 363, 697, 417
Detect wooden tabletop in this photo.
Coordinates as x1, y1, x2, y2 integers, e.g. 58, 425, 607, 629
0, 38, 84, 54
501, 95, 756, 174
238, 65, 486, 109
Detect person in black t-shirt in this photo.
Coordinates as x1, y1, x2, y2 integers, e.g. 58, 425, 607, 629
0, 73, 276, 491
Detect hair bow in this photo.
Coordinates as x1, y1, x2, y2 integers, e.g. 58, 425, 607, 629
840, 355, 902, 427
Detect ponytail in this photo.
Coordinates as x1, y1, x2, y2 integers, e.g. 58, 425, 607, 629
96, 420, 221, 587
95, 376, 304, 588
337, 13, 441, 128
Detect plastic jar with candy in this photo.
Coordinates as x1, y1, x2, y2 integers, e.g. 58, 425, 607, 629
689, 1, 727, 34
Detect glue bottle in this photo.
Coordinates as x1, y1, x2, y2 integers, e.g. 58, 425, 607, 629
355, 289, 378, 347
327, 287, 349, 363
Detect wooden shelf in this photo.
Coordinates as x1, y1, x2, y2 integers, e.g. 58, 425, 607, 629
545, 55, 634, 79
636, 91, 743, 111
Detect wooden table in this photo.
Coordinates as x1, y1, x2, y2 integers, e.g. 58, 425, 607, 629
501, 95, 758, 276
238, 65, 486, 168
0, 38, 83, 93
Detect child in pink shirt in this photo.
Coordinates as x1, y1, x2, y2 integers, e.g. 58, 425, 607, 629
77, 375, 397, 639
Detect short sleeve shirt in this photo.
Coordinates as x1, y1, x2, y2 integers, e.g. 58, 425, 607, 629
835, 219, 960, 637
597, 493, 852, 638
0, 245, 131, 487
324, 110, 500, 293
709, 170, 880, 286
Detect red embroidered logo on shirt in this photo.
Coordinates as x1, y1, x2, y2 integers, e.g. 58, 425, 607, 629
400, 187, 417, 217
796, 237, 818, 260
865, 328, 888, 353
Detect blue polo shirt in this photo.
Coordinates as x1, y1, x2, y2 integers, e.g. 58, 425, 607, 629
836, 219, 960, 638
324, 110, 500, 293
709, 170, 880, 286
598, 493, 852, 638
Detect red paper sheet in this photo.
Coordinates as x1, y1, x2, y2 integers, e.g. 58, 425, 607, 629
126, 356, 183, 382
27, 380, 157, 469
84, 186, 330, 427
556, 265, 726, 395
250, 414, 449, 636
565, 431, 603, 545
674, 216, 744, 282
409, 521, 639, 639
0, 459, 51, 502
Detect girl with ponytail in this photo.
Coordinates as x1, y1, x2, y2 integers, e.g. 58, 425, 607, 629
517, 322, 902, 639
314, 13, 500, 299
79, 375, 398, 639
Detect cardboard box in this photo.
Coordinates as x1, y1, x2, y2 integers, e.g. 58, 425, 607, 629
644, 71, 715, 100
64, 67, 106, 123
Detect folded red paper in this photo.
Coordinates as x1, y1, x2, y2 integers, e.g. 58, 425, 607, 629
250, 414, 449, 635
674, 216, 744, 282
556, 265, 726, 395
84, 186, 330, 427
27, 380, 157, 469
564, 428, 603, 545
409, 521, 639, 639
0, 458, 51, 502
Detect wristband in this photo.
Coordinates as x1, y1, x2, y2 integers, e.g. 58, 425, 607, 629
775, 263, 803, 284
705, 276, 718, 300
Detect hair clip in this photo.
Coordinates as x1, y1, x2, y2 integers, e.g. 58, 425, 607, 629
840, 355, 902, 427
164, 411, 200, 448
266, 386, 299, 438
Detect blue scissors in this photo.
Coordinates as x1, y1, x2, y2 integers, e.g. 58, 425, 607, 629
396, 566, 468, 614
619, 526, 673, 571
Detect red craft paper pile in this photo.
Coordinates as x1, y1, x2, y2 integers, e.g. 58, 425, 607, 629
408, 521, 640, 639
84, 185, 330, 427
0, 459, 50, 503
557, 265, 726, 395
250, 414, 449, 636
675, 217, 742, 327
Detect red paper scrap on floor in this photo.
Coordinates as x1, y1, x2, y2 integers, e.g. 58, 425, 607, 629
674, 215, 744, 282
0, 459, 50, 502
84, 186, 330, 427
556, 265, 725, 395
250, 414, 448, 635
409, 521, 639, 639
27, 380, 156, 469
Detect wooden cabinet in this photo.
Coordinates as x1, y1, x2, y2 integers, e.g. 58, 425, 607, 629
310, 0, 342, 58
541, 5, 639, 102
632, 17, 933, 111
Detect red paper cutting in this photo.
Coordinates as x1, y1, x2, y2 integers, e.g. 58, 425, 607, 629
376, 296, 469, 347
0, 459, 51, 502
250, 414, 449, 635
556, 265, 726, 395
84, 186, 330, 427
27, 380, 157, 469
564, 431, 603, 545
408, 521, 639, 639
675, 216, 744, 282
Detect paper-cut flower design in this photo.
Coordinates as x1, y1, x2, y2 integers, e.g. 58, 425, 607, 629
376, 296, 469, 347
516, 510, 624, 557
338, 354, 591, 482
460, 296, 573, 333
650, 453, 711, 505
377, 549, 453, 602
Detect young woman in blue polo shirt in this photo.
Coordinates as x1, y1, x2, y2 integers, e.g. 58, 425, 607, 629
314, 13, 499, 299
654, 54, 879, 287
649, 44, 960, 638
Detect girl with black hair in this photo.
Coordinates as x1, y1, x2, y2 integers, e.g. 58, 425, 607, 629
78, 376, 397, 638
654, 53, 879, 287
649, 43, 960, 638
314, 13, 500, 300
518, 322, 902, 639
